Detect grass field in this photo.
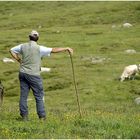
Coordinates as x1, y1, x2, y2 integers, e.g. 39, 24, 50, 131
0, 1, 140, 139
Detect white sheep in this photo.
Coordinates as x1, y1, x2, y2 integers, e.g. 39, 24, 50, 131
120, 64, 140, 82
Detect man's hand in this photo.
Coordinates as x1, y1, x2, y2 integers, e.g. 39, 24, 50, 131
17, 58, 22, 64
9, 50, 22, 64
66, 47, 73, 55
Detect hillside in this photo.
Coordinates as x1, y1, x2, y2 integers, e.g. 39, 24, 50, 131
0, 1, 140, 139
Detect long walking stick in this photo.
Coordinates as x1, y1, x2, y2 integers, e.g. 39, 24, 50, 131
68, 52, 82, 118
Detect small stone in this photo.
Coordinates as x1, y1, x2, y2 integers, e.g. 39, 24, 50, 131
125, 49, 136, 54
134, 97, 140, 105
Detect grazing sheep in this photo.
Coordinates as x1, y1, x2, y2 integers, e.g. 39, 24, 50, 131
120, 64, 140, 82
0, 81, 4, 105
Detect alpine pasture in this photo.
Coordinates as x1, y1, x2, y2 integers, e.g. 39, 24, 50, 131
0, 1, 140, 139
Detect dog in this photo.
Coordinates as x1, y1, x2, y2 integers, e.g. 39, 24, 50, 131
120, 64, 140, 82
0, 80, 4, 105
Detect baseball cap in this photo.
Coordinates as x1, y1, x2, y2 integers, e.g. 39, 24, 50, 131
30, 30, 39, 37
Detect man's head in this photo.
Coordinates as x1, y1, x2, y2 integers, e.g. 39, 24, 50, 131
29, 30, 39, 42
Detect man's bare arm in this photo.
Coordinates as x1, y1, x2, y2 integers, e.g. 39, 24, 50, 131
9, 50, 21, 63
52, 47, 73, 55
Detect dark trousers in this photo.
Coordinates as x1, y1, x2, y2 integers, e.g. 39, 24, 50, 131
19, 72, 46, 118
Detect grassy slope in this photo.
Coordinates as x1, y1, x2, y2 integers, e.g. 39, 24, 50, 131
0, 1, 140, 138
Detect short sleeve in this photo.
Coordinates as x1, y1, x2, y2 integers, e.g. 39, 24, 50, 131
10, 44, 22, 54
39, 45, 52, 57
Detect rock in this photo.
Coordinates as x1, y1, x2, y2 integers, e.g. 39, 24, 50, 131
40, 67, 51, 72
112, 24, 116, 28
123, 23, 133, 28
91, 57, 111, 64
38, 25, 42, 29
134, 97, 140, 105
125, 49, 136, 54
81, 56, 111, 64
56, 30, 60, 33
2, 58, 15, 63
81, 56, 92, 61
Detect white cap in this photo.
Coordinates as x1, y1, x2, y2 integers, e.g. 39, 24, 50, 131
30, 30, 39, 37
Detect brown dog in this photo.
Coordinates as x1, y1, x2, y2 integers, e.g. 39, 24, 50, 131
0, 80, 4, 105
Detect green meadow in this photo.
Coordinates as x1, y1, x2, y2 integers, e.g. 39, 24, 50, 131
0, 1, 140, 138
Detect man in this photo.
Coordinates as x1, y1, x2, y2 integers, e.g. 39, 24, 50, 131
10, 30, 73, 121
